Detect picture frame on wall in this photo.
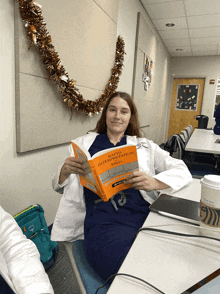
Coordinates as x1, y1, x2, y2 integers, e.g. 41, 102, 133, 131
142, 53, 153, 91
175, 84, 199, 111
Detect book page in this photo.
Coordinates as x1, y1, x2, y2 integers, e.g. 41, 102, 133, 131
71, 140, 91, 159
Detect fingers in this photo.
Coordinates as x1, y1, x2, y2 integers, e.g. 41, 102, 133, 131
61, 157, 87, 178
130, 180, 144, 190
125, 171, 154, 191
125, 171, 144, 189
125, 171, 145, 183
126, 172, 170, 192
66, 157, 85, 169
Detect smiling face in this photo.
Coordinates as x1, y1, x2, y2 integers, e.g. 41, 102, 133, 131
106, 96, 131, 138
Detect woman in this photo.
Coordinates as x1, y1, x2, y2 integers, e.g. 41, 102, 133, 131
51, 92, 192, 280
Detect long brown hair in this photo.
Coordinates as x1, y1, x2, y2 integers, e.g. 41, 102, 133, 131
92, 92, 142, 137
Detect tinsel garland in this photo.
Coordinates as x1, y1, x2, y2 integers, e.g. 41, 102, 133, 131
16, 0, 126, 117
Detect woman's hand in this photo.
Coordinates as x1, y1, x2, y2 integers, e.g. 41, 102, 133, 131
59, 157, 86, 184
125, 171, 170, 192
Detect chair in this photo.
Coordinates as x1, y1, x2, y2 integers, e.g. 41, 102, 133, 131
160, 134, 185, 159
64, 240, 110, 294
179, 133, 186, 145
183, 125, 217, 173
182, 134, 219, 178
188, 125, 193, 135
183, 152, 220, 179
160, 133, 219, 179
187, 163, 220, 179
185, 125, 193, 139
178, 128, 220, 179
181, 130, 189, 144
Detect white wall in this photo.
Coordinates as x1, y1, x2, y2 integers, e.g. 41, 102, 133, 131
171, 56, 220, 129
117, 0, 172, 144
0, 0, 172, 224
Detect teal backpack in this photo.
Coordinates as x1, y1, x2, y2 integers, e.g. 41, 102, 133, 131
14, 204, 59, 271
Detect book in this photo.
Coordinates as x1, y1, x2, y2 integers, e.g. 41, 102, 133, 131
71, 140, 139, 202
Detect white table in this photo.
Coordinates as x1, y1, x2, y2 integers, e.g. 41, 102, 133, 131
107, 180, 220, 294
185, 129, 220, 154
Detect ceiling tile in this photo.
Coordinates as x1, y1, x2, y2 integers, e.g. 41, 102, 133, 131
192, 45, 218, 53
187, 14, 220, 28
189, 27, 220, 38
184, 0, 220, 16
144, 1, 185, 19
139, 0, 220, 57
159, 28, 189, 39
166, 44, 191, 52
192, 51, 217, 56
191, 37, 220, 46
163, 38, 191, 47
152, 17, 187, 30
170, 51, 193, 57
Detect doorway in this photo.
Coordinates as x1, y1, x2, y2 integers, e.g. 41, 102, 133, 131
168, 78, 205, 138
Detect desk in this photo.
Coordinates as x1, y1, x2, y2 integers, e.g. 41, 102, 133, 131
185, 129, 220, 154
107, 180, 220, 294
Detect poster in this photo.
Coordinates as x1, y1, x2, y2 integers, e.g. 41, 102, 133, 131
142, 54, 153, 91
175, 84, 199, 111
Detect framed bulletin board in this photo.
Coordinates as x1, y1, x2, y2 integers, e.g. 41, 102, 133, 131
15, 0, 119, 153
175, 84, 199, 111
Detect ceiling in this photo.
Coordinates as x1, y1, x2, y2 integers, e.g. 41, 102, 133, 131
140, 0, 220, 57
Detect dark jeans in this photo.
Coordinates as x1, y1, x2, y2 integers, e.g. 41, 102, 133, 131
0, 275, 15, 294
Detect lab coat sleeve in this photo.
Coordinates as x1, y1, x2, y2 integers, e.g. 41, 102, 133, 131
52, 133, 98, 194
52, 164, 69, 194
52, 144, 74, 194
153, 144, 192, 193
51, 139, 88, 242
0, 206, 54, 294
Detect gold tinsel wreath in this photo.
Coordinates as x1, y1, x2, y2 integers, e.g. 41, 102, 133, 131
17, 0, 126, 117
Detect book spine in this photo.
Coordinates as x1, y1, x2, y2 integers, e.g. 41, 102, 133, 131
89, 162, 107, 201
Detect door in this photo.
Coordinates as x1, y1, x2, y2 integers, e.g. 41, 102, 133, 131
168, 78, 205, 138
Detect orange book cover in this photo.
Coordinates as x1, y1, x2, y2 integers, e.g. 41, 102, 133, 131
71, 140, 139, 202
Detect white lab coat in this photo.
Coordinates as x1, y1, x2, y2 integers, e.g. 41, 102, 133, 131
51, 132, 192, 242
0, 206, 54, 294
